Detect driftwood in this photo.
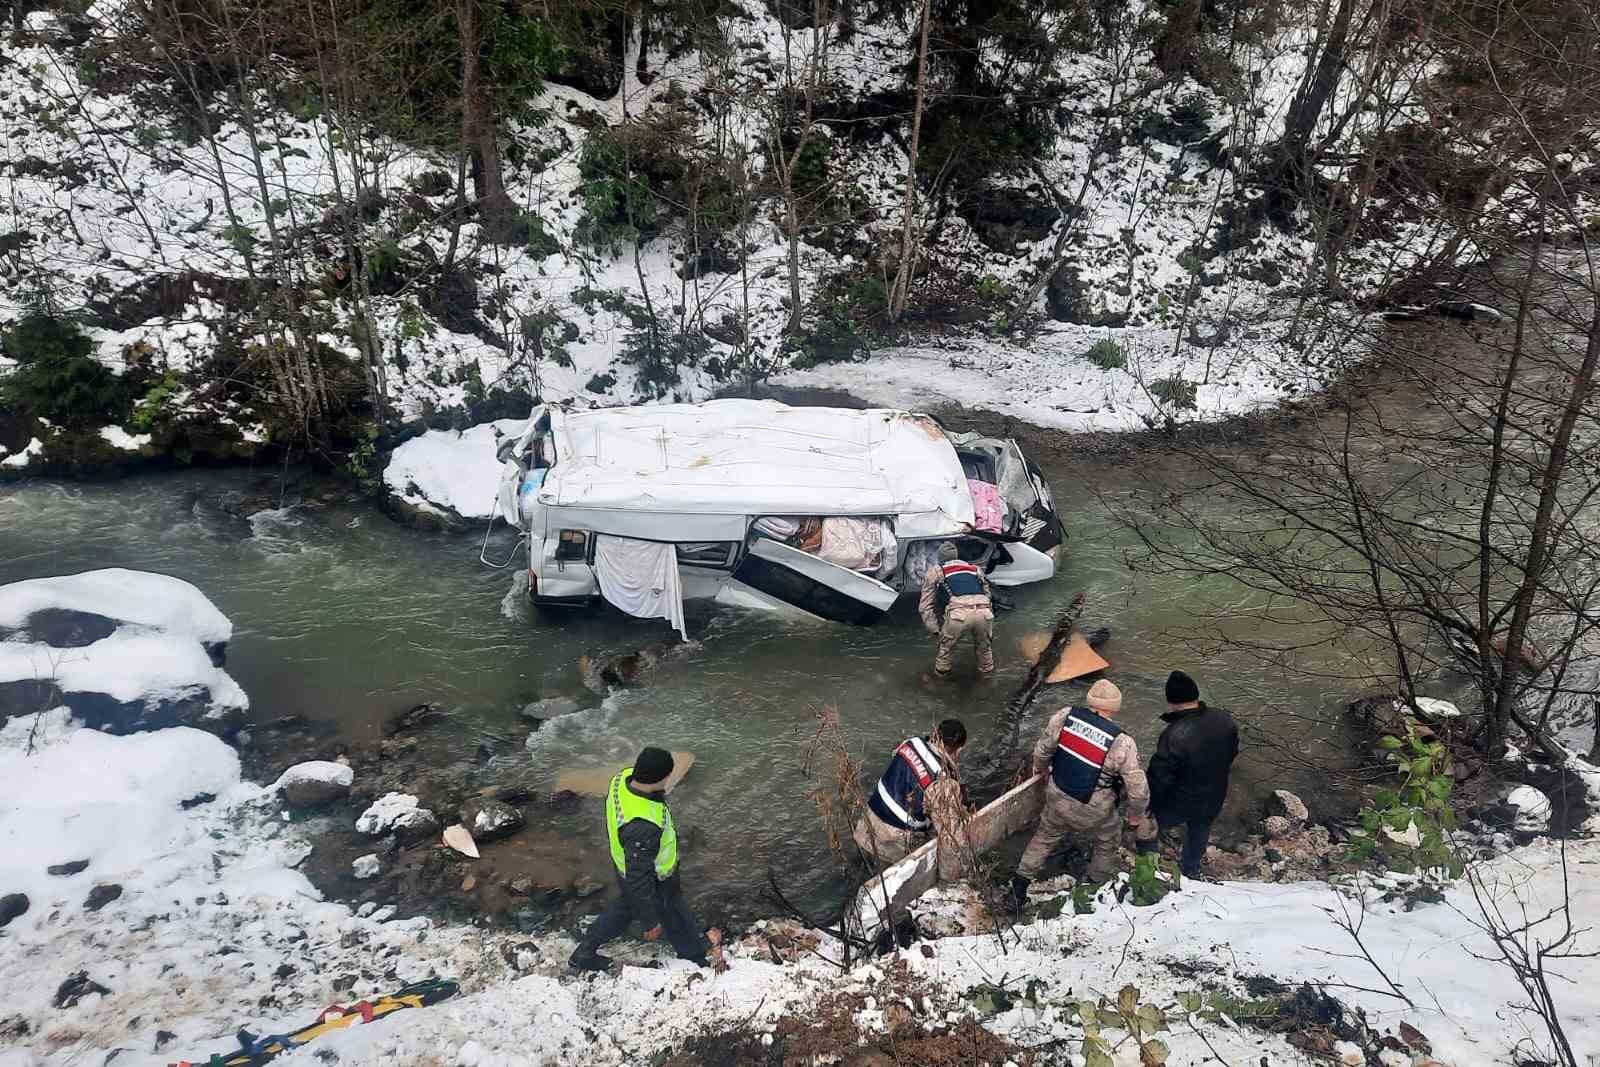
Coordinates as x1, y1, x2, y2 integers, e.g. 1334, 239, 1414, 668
967, 593, 1087, 801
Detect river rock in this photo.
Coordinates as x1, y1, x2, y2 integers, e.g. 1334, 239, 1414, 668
1264, 790, 1308, 836
459, 799, 524, 842
383, 702, 446, 737
356, 793, 440, 839
53, 971, 110, 1008
273, 761, 354, 809
352, 854, 381, 880
0, 893, 28, 928
577, 640, 701, 693
518, 697, 585, 723
84, 883, 122, 911
47, 860, 88, 876
1262, 816, 1296, 839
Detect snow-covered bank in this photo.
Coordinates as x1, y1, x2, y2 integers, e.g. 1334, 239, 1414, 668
383, 419, 525, 522
778, 320, 1351, 432
2, 569, 1597, 1067
4, 676, 1596, 1067
0, 569, 246, 734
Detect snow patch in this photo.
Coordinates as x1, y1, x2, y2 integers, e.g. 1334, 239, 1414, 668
383, 419, 524, 520
97, 425, 153, 451
1, 438, 44, 469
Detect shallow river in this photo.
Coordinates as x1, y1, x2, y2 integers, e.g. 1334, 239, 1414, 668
0, 415, 1373, 924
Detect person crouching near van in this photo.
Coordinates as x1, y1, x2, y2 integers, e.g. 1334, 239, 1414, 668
918, 542, 995, 677
1008, 680, 1152, 909
852, 719, 967, 866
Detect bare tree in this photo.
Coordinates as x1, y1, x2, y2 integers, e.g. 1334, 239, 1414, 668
886, 0, 930, 322
765, 0, 833, 335
1458, 837, 1596, 1067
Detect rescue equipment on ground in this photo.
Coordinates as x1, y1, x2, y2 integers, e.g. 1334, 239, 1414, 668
169, 979, 459, 1067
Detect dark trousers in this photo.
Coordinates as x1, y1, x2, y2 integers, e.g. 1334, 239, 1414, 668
578, 873, 707, 965
1158, 815, 1215, 877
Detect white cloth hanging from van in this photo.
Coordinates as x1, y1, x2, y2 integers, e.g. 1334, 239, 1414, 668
594, 536, 687, 639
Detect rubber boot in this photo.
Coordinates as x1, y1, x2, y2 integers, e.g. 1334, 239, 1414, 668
1006, 874, 1030, 913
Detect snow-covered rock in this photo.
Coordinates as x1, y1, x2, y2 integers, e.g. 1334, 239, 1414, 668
0, 720, 244, 941
383, 419, 524, 522
273, 761, 354, 809
0, 570, 247, 735
1504, 785, 1552, 831
356, 792, 439, 838
1413, 697, 1462, 720
459, 798, 525, 842
352, 854, 381, 880
0, 568, 232, 649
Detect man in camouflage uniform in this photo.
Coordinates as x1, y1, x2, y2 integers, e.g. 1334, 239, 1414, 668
1009, 679, 1153, 908
918, 542, 995, 676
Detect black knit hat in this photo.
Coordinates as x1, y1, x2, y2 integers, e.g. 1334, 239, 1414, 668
1165, 670, 1200, 704
633, 746, 676, 785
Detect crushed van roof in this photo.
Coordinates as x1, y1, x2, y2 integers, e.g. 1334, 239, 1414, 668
536, 400, 976, 533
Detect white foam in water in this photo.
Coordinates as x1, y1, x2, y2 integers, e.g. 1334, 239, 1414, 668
499, 571, 532, 622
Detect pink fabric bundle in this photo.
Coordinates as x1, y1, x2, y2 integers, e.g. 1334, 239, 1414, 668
968, 479, 1004, 533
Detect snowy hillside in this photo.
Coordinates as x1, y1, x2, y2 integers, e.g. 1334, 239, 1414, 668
6, 0, 1583, 474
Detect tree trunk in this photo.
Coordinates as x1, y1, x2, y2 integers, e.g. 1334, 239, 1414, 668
457, 0, 514, 242
1487, 278, 1600, 753
1278, 0, 1355, 184
888, 0, 931, 322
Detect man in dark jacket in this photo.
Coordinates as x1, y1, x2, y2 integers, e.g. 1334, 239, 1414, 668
1140, 671, 1239, 878
569, 747, 716, 972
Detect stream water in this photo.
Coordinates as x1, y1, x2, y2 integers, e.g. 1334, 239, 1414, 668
0, 421, 1371, 925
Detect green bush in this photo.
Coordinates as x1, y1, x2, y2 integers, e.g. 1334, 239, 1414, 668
620, 322, 711, 399
1, 313, 135, 427
130, 371, 184, 432
787, 313, 873, 370
1346, 727, 1462, 878
574, 130, 657, 250
1085, 337, 1126, 370
1149, 375, 1198, 410
1128, 852, 1181, 905
1168, 91, 1214, 142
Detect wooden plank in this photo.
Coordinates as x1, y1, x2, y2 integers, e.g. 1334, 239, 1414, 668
851, 774, 1046, 938
552, 751, 696, 796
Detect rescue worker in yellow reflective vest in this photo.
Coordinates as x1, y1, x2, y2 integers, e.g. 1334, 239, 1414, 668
1008, 680, 1153, 910
918, 542, 995, 676
851, 719, 967, 865
569, 747, 713, 972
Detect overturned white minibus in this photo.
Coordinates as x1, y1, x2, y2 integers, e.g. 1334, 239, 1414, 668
494, 400, 1065, 632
